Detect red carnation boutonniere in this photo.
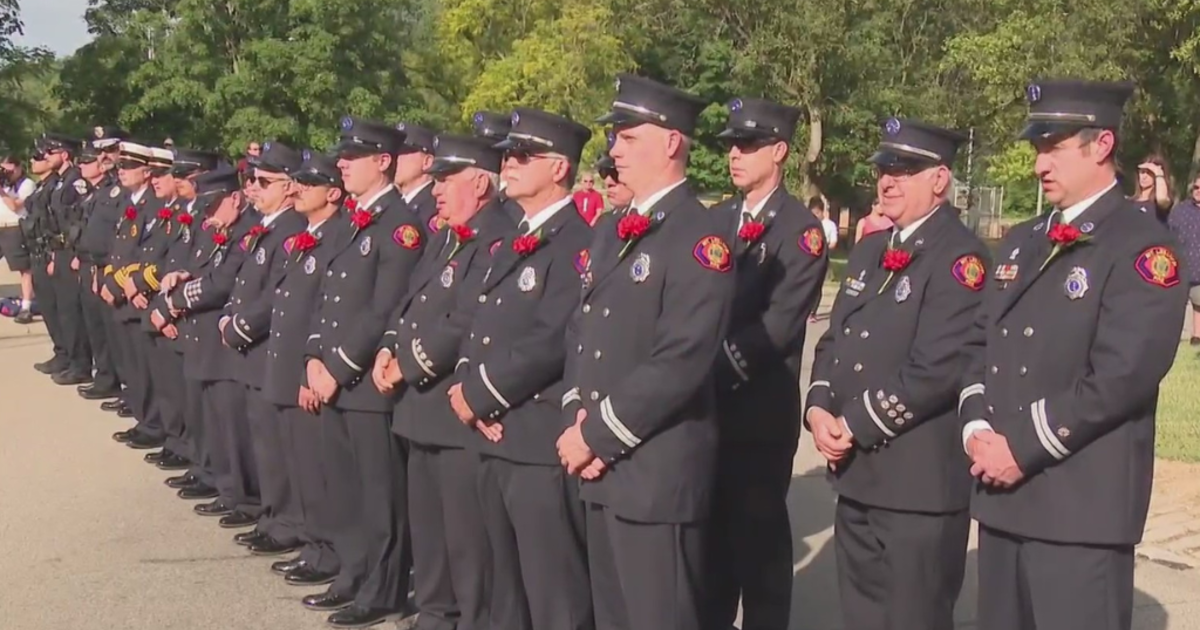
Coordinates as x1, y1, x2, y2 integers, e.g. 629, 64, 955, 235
616, 213, 653, 258
245, 224, 269, 250
118, 205, 136, 229
448, 224, 475, 258
1040, 223, 1090, 271
513, 232, 542, 256
738, 220, 765, 244
345, 198, 359, 213
292, 231, 318, 261
212, 232, 229, 247
157, 207, 173, 221
877, 247, 912, 294
175, 212, 194, 227
350, 208, 374, 231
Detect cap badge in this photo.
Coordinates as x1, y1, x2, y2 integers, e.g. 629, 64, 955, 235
263, 142, 272, 152
885, 117, 902, 136
340, 116, 353, 131
94, 127, 105, 139
1026, 84, 1041, 104
511, 111, 520, 126
614, 77, 621, 91
730, 98, 743, 112
397, 122, 406, 131
433, 136, 440, 150
302, 149, 311, 161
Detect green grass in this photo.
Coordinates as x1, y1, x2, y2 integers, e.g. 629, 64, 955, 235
1157, 343, 1200, 463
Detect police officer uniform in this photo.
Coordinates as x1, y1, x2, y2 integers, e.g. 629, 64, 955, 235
395, 122, 440, 238
806, 119, 985, 630
75, 143, 125, 399
219, 141, 309, 544
149, 149, 222, 489
472, 111, 525, 224
705, 98, 829, 630
300, 117, 425, 625
27, 136, 72, 375
454, 109, 595, 630
385, 134, 513, 630
104, 142, 163, 446
566, 75, 735, 630
46, 136, 94, 384
227, 153, 352, 585
960, 80, 1186, 630
165, 168, 258, 514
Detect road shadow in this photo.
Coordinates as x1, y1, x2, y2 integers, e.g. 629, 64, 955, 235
783, 471, 1171, 630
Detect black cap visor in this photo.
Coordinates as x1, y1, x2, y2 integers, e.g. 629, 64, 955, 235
118, 159, 149, 170
292, 168, 340, 187
424, 157, 478, 177
1018, 121, 1092, 141
869, 150, 940, 171
334, 139, 387, 158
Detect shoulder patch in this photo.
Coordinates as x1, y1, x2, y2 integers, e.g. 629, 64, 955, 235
952, 254, 986, 291
693, 235, 732, 272
574, 249, 590, 274
799, 226, 825, 257
1134, 246, 1180, 288
393, 224, 421, 249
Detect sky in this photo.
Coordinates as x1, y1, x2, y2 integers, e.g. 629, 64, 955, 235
14, 0, 92, 57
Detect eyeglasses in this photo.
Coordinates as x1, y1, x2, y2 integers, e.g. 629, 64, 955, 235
251, 175, 288, 187
505, 151, 561, 165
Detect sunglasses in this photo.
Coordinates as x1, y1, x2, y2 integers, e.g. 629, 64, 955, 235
505, 151, 560, 165
250, 175, 289, 187
722, 137, 776, 152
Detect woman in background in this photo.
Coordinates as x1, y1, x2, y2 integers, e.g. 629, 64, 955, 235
855, 198, 892, 243
1131, 154, 1174, 222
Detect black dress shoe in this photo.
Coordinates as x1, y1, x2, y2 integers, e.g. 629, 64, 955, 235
218, 511, 258, 529
234, 529, 269, 547
143, 449, 170, 464
126, 433, 165, 450
301, 590, 354, 612
165, 473, 200, 489
327, 605, 396, 628
286, 565, 337, 587
112, 429, 139, 443
271, 558, 306, 575
194, 500, 234, 516
100, 399, 125, 412
52, 370, 92, 386
177, 484, 219, 500
156, 453, 190, 471
79, 386, 120, 400
249, 536, 300, 556
116, 406, 134, 419
34, 359, 65, 374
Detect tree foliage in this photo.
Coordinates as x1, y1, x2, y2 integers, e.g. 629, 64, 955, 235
3, 0, 1197, 216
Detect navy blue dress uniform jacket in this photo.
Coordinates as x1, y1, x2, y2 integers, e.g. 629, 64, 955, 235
959, 186, 1186, 545
148, 199, 208, 349
219, 209, 309, 389
457, 203, 593, 465
77, 176, 125, 267
48, 167, 86, 257
104, 190, 160, 320
171, 210, 257, 382
226, 213, 353, 406
713, 188, 829, 445
388, 199, 514, 447
806, 204, 988, 514
408, 184, 439, 241
304, 187, 427, 413
563, 182, 737, 524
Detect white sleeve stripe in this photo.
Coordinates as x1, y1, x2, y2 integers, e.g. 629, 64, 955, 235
455, 357, 469, 370
232, 317, 253, 343
958, 383, 986, 416
335, 347, 363, 373
411, 339, 436, 377
723, 340, 749, 382
862, 391, 897, 438
382, 330, 397, 338
1032, 398, 1069, 460
807, 380, 831, 395
562, 387, 581, 408
306, 334, 321, 341
600, 397, 641, 448
478, 364, 510, 409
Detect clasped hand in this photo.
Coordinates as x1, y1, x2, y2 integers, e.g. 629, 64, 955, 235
966, 430, 1025, 488
808, 407, 853, 471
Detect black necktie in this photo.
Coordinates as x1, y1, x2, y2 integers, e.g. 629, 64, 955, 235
518, 219, 530, 234
741, 211, 753, 228
1046, 210, 1064, 232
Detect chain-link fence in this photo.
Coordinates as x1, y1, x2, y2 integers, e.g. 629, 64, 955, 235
957, 183, 1007, 240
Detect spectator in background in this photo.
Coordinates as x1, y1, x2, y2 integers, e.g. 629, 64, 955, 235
820, 204, 839, 251
1168, 173, 1200, 345
807, 198, 836, 323
572, 171, 604, 225
1132, 154, 1173, 222
235, 141, 262, 174
855, 197, 892, 243
0, 156, 36, 323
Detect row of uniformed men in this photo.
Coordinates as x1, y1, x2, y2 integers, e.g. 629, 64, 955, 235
39, 72, 1183, 630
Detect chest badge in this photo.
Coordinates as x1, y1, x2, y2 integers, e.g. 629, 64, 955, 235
130, 224, 138, 238
894, 275, 912, 303
1064, 266, 1088, 300
360, 235, 372, 256
518, 266, 537, 292
304, 256, 317, 275
630, 253, 651, 283
441, 264, 455, 288
214, 250, 225, 266
110, 187, 121, 198
255, 247, 266, 265
757, 242, 767, 265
